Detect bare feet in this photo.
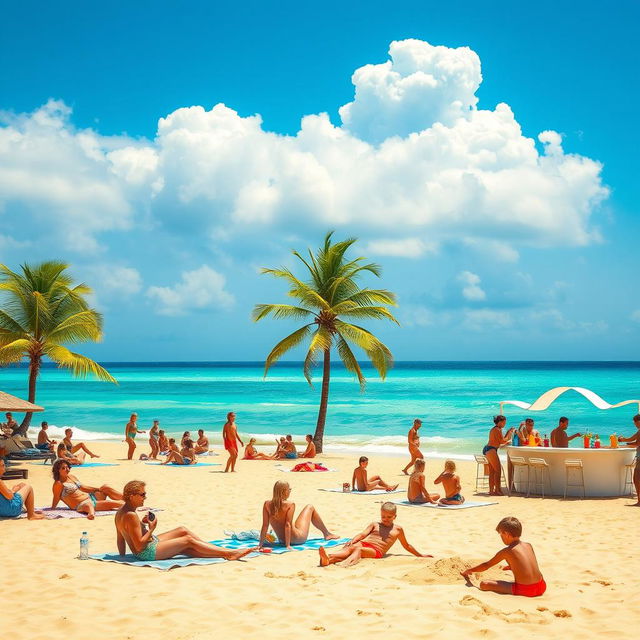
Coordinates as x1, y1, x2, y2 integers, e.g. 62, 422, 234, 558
318, 546, 330, 567
386, 484, 399, 491
324, 532, 340, 541
87, 513, 95, 520
402, 469, 409, 475
28, 511, 45, 520
91, 454, 100, 458
227, 546, 258, 560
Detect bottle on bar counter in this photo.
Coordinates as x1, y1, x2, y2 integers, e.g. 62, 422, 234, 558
610, 433, 618, 448
594, 434, 601, 448
583, 433, 591, 449
543, 434, 549, 447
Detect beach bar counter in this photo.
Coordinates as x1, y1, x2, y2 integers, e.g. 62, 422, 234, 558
506, 446, 635, 497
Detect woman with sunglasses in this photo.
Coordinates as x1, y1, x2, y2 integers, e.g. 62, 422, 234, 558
115, 480, 257, 561
51, 459, 124, 519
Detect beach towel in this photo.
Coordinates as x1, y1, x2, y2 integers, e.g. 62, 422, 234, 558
17, 506, 161, 520
27, 461, 117, 468
391, 500, 497, 510
144, 462, 220, 467
278, 464, 336, 472
319, 488, 404, 495
90, 536, 349, 570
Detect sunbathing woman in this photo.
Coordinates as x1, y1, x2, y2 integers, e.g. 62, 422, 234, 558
259, 480, 339, 549
51, 459, 123, 519
0, 458, 44, 519
162, 438, 197, 465
57, 442, 85, 465
116, 480, 256, 561
180, 431, 191, 448
407, 458, 440, 504
62, 428, 99, 459
244, 438, 276, 460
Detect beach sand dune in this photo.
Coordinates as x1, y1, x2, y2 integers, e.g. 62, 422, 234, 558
4, 442, 638, 639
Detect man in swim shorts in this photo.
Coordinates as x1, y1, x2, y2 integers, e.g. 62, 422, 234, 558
115, 480, 257, 561
283, 434, 298, 459
318, 502, 430, 567
461, 516, 546, 597
619, 414, 640, 505
223, 412, 243, 472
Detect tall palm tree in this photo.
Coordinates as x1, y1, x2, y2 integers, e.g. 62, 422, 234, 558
0, 261, 117, 435
253, 232, 398, 452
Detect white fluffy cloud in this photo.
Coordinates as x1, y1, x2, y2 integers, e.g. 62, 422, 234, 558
146, 265, 234, 316
0, 39, 609, 257
458, 271, 486, 301
85, 264, 143, 298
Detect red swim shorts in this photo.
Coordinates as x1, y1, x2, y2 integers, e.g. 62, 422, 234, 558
512, 578, 546, 597
360, 541, 383, 559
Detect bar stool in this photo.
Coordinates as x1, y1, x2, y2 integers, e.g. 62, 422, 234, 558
564, 459, 585, 499
474, 454, 490, 492
622, 460, 636, 496
527, 458, 551, 497
508, 456, 529, 494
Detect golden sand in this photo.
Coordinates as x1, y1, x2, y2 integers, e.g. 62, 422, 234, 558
4, 441, 637, 639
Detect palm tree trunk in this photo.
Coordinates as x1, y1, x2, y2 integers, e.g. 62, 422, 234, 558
313, 348, 331, 453
18, 355, 40, 436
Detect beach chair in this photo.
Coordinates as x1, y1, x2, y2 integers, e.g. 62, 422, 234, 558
4, 436, 54, 464
1, 466, 28, 480
622, 460, 636, 496
474, 454, 510, 495
563, 459, 585, 499
508, 455, 530, 494
527, 458, 551, 498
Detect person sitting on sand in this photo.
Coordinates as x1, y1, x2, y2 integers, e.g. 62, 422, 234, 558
259, 480, 338, 549
124, 414, 144, 461
223, 412, 243, 473
461, 516, 546, 597
402, 419, 424, 475
282, 435, 298, 459
158, 430, 170, 454
36, 421, 56, 451
300, 434, 316, 458
116, 480, 256, 561
162, 438, 197, 465
618, 414, 640, 505
435, 460, 464, 505
51, 459, 123, 519
166, 437, 179, 453
550, 417, 582, 448
148, 420, 160, 459
180, 431, 191, 448
352, 456, 398, 492
56, 442, 85, 465
62, 428, 99, 459
194, 429, 209, 454
0, 458, 44, 519
407, 458, 440, 504
273, 437, 287, 459
482, 416, 515, 496
244, 438, 275, 460
318, 502, 429, 567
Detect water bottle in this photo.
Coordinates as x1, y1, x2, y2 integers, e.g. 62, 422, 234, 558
79, 531, 89, 560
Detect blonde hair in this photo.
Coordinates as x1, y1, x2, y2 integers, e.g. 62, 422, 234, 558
413, 458, 425, 472
123, 480, 145, 501
381, 502, 397, 514
270, 480, 290, 515
444, 459, 456, 472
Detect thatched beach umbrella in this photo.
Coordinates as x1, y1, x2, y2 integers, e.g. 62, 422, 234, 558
0, 391, 44, 413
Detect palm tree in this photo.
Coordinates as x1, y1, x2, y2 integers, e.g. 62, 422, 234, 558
253, 232, 398, 452
0, 261, 117, 435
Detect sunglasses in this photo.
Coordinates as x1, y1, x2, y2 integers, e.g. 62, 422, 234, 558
134, 492, 147, 498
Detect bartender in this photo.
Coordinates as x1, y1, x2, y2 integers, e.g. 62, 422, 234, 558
550, 417, 582, 447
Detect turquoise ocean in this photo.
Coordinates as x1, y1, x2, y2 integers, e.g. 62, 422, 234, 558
3, 362, 640, 458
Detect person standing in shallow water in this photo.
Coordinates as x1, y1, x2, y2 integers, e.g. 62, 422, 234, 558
402, 419, 424, 475
223, 411, 243, 472
125, 413, 145, 460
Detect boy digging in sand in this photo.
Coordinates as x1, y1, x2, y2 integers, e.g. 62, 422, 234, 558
434, 459, 465, 505
352, 456, 398, 492
318, 502, 430, 567
461, 516, 546, 597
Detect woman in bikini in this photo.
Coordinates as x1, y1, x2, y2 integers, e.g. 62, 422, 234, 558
57, 442, 85, 465
125, 413, 145, 460
402, 419, 424, 475
259, 480, 339, 549
243, 438, 276, 460
180, 431, 191, 448
158, 430, 169, 454
407, 458, 440, 504
162, 438, 197, 465
51, 459, 123, 519
148, 421, 160, 459
483, 415, 516, 496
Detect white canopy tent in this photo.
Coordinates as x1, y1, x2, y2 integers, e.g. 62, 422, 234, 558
499, 386, 640, 415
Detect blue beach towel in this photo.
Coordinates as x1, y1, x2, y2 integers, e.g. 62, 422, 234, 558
27, 461, 117, 468
391, 500, 497, 510
90, 536, 349, 570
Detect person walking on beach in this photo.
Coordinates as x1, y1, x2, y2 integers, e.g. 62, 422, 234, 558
148, 420, 160, 459
115, 480, 256, 561
482, 416, 515, 496
619, 414, 640, 505
223, 412, 243, 472
125, 413, 145, 460
259, 480, 339, 549
402, 419, 424, 475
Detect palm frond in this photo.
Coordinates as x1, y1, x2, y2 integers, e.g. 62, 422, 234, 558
335, 320, 393, 379
303, 326, 333, 385
252, 304, 315, 322
334, 305, 399, 324
0, 338, 31, 364
336, 335, 366, 390
264, 324, 314, 375
47, 310, 104, 343
0, 309, 28, 335
44, 344, 117, 383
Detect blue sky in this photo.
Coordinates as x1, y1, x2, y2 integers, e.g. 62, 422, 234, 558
1, 1, 639, 361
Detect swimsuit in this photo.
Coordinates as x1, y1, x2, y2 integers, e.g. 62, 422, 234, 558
76, 493, 97, 512
36, 443, 50, 450
285, 452, 298, 459
512, 578, 546, 597
61, 479, 97, 512
360, 541, 383, 559
0, 492, 24, 517
134, 534, 159, 561
173, 458, 193, 465
224, 437, 238, 453
445, 493, 463, 502
482, 445, 497, 455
